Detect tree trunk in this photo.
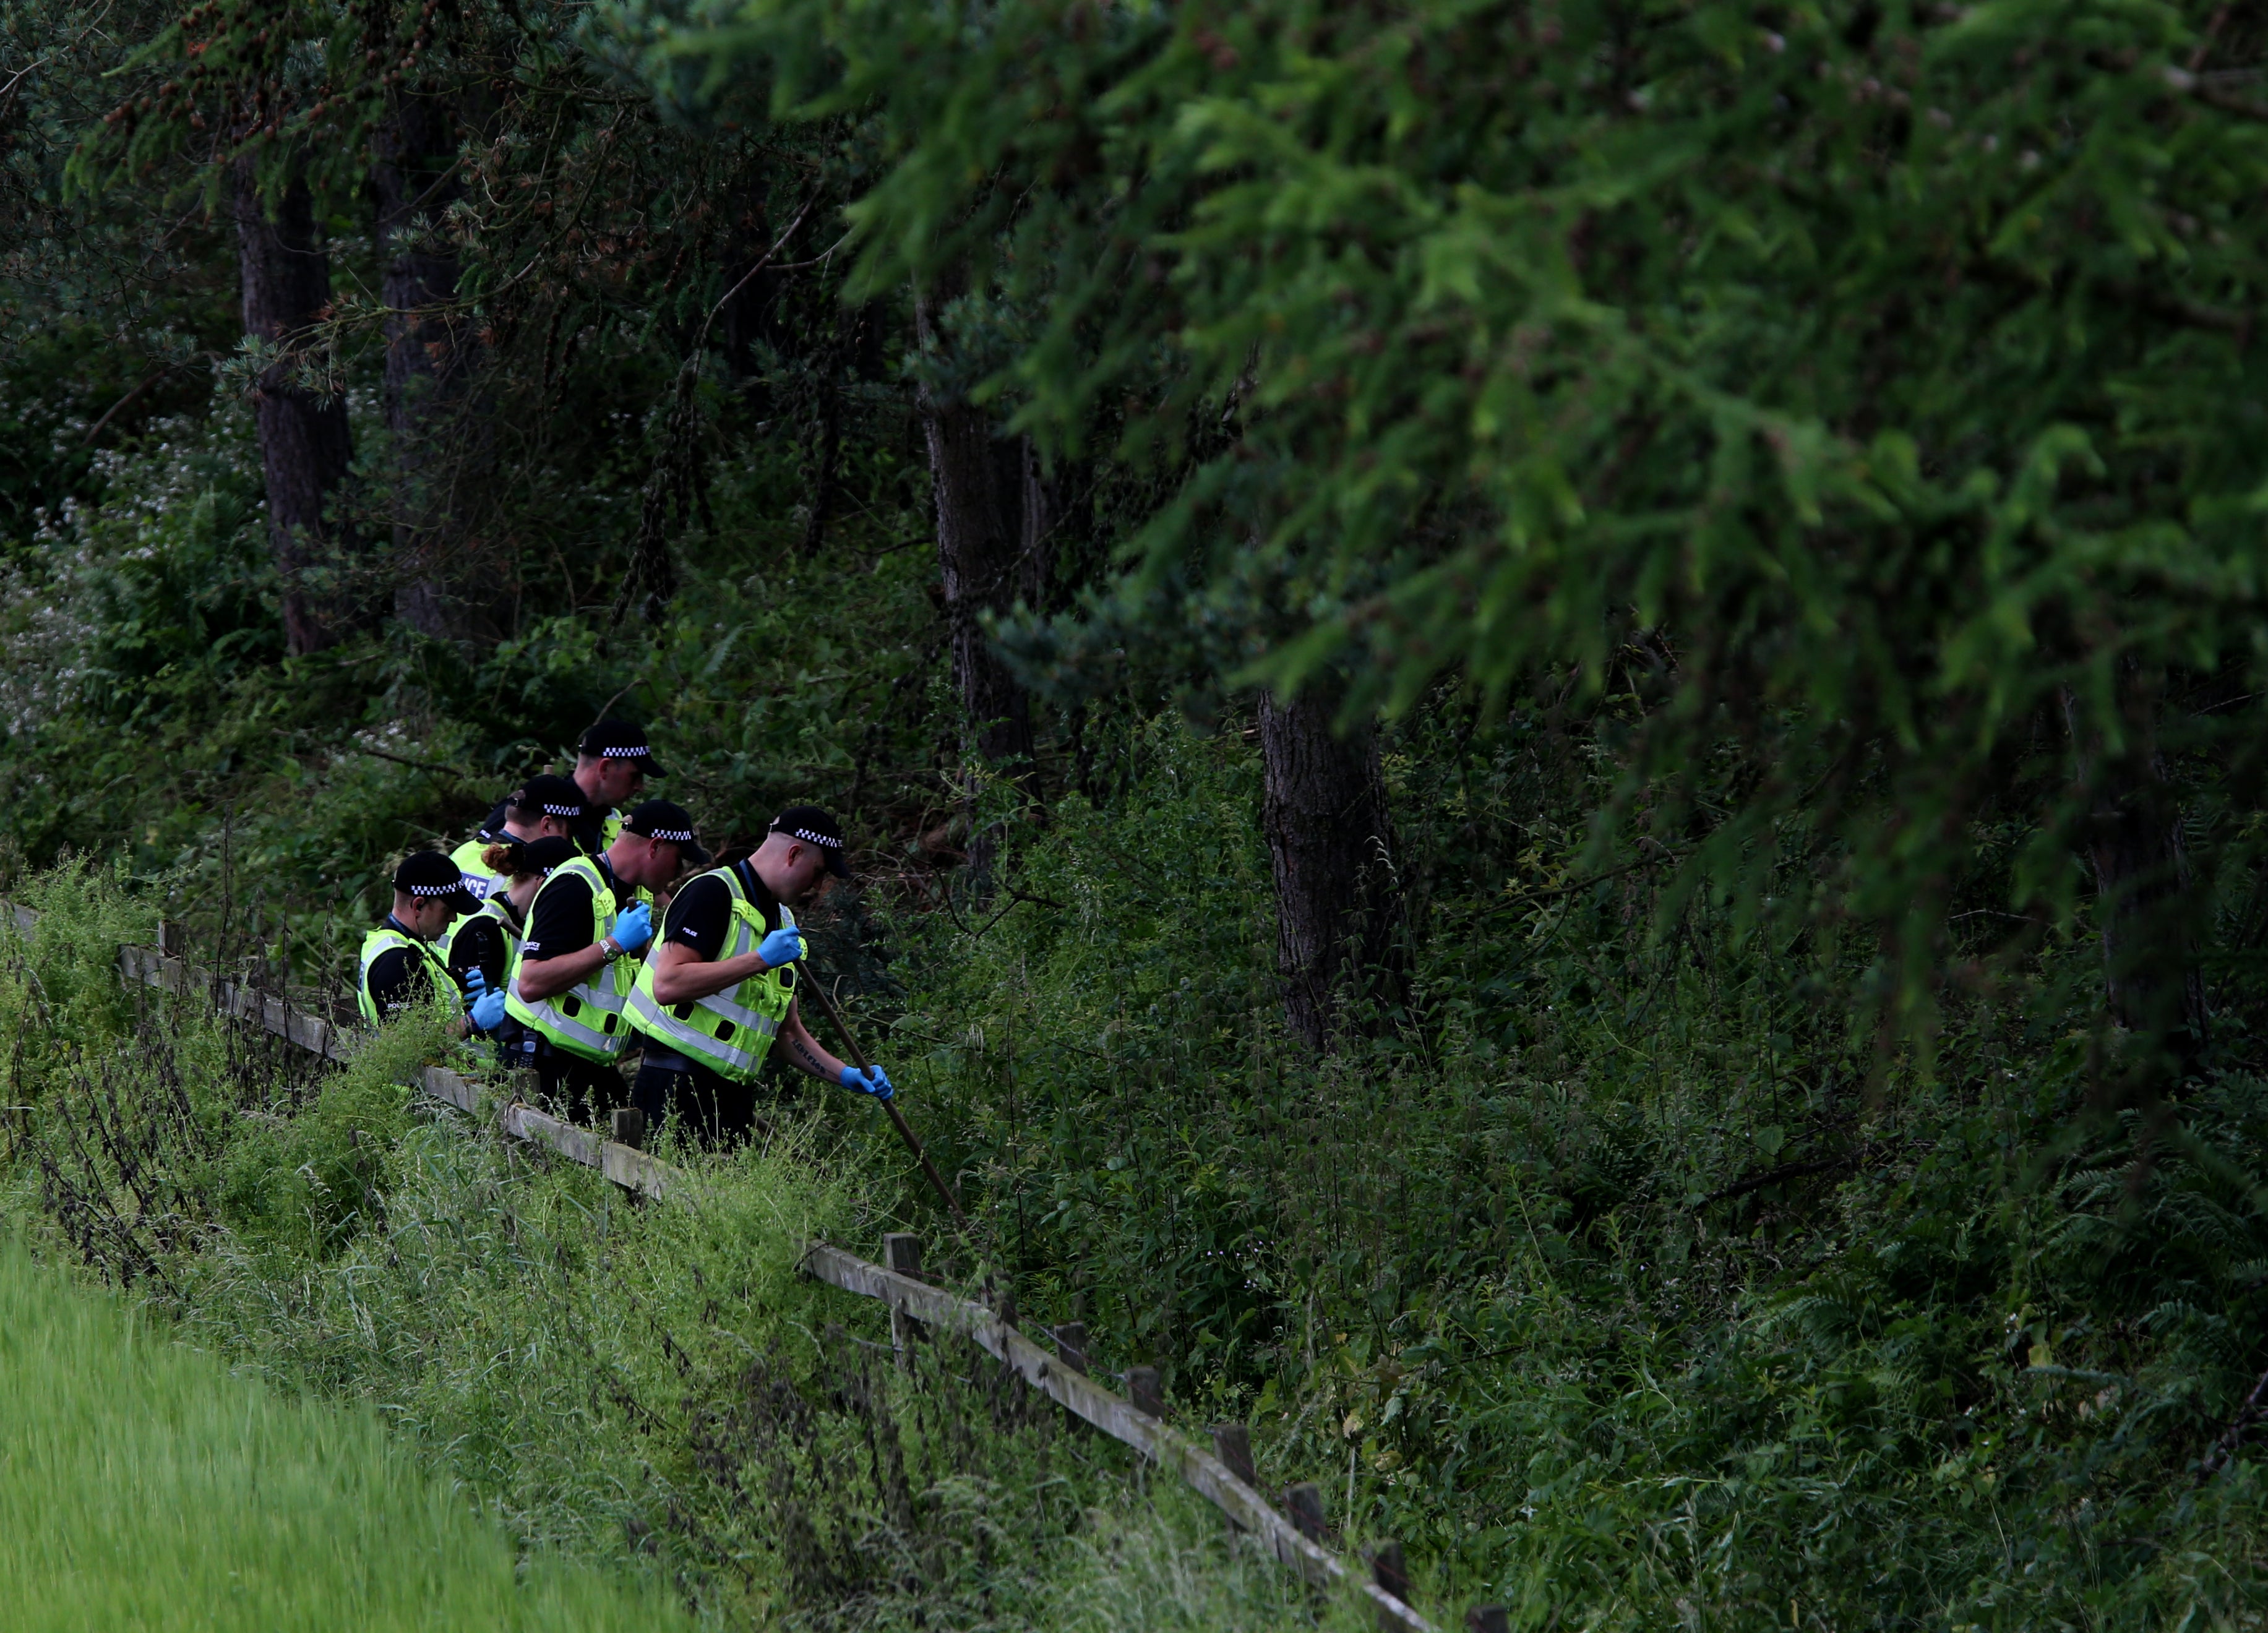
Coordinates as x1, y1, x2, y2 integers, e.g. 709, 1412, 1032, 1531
1259, 685, 1406, 1050
233, 153, 354, 656
2064, 672, 2207, 1068
1015, 434, 1060, 611
372, 96, 484, 640
916, 286, 1037, 887
797, 379, 841, 558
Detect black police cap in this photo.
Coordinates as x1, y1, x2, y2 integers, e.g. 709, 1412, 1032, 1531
622, 799, 711, 868
507, 773, 590, 823
392, 850, 479, 911
578, 719, 666, 777
770, 805, 851, 879
520, 834, 583, 872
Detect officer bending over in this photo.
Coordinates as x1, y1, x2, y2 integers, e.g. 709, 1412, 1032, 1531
453, 774, 588, 902
507, 800, 705, 1121
441, 834, 580, 1037
359, 851, 508, 1033
625, 805, 893, 1145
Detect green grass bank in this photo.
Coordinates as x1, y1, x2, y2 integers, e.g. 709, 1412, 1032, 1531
0, 1233, 682, 1632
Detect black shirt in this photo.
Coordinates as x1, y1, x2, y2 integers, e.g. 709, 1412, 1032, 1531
366, 917, 441, 1019
445, 906, 518, 993
522, 855, 617, 964
661, 860, 780, 961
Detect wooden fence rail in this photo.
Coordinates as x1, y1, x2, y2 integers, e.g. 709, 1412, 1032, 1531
801, 1238, 1439, 1633
4, 906, 1504, 1632
113, 933, 675, 1199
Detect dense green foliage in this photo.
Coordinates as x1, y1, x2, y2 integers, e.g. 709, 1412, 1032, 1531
616, 0, 2268, 1028
12, 0, 2268, 1627
889, 707, 2268, 1624
0, 1232, 681, 1631
0, 876, 1361, 1630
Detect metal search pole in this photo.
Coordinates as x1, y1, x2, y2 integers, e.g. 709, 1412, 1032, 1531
801, 977, 970, 1228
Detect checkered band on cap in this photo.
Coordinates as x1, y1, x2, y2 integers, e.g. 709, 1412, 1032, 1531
408, 880, 465, 898
601, 744, 648, 758
645, 825, 696, 844
789, 827, 842, 850
539, 799, 580, 816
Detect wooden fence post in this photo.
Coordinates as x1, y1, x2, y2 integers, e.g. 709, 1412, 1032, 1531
885, 1233, 926, 1365
157, 921, 182, 958
1051, 1321, 1088, 1374
1286, 1481, 1326, 1542
1127, 1364, 1164, 1419
1210, 1422, 1260, 1540
1211, 1423, 1258, 1488
1370, 1540, 1410, 1631
1465, 1608, 1508, 1633
610, 1107, 646, 1151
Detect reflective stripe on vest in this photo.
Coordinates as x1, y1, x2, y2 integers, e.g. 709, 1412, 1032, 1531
624, 868, 796, 1084
357, 924, 453, 1026
448, 838, 500, 901
505, 855, 632, 1061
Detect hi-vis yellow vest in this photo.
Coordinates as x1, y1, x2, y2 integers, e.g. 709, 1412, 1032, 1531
449, 837, 500, 901
437, 893, 522, 969
357, 923, 453, 1026
505, 855, 632, 1060
624, 867, 796, 1082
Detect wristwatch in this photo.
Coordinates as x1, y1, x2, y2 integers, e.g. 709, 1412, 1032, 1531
599, 935, 624, 962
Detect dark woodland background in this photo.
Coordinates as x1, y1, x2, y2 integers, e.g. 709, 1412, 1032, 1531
12, 0, 2268, 1624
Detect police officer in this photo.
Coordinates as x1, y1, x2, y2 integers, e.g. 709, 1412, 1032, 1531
450, 774, 588, 902
625, 805, 893, 1145
572, 720, 663, 852
359, 851, 507, 1032
440, 833, 581, 1021
507, 799, 705, 1120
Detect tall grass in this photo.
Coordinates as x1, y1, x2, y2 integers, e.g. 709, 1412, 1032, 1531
0, 1232, 681, 1632
0, 873, 1356, 1632
26, 689, 2268, 1628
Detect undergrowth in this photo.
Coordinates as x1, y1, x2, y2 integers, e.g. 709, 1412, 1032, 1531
887, 716, 2268, 1629
0, 876, 1366, 1631
11, 673, 2268, 1629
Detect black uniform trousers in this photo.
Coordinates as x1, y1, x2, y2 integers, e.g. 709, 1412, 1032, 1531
530, 1036, 627, 1126
630, 1042, 776, 1147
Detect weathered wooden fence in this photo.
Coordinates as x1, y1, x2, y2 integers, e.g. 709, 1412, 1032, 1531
11, 906, 1514, 1632
803, 1234, 1442, 1633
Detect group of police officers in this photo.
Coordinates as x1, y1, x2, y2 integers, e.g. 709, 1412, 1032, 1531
358, 720, 893, 1145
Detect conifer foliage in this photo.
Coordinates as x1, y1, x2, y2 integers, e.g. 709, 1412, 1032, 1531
616, 0, 2268, 1051
15, 0, 2268, 1626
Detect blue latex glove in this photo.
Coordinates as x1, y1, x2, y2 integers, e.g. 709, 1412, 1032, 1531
839, 1063, 894, 1102
470, 988, 509, 1032
609, 900, 653, 954
757, 924, 805, 968
463, 967, 488, 995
